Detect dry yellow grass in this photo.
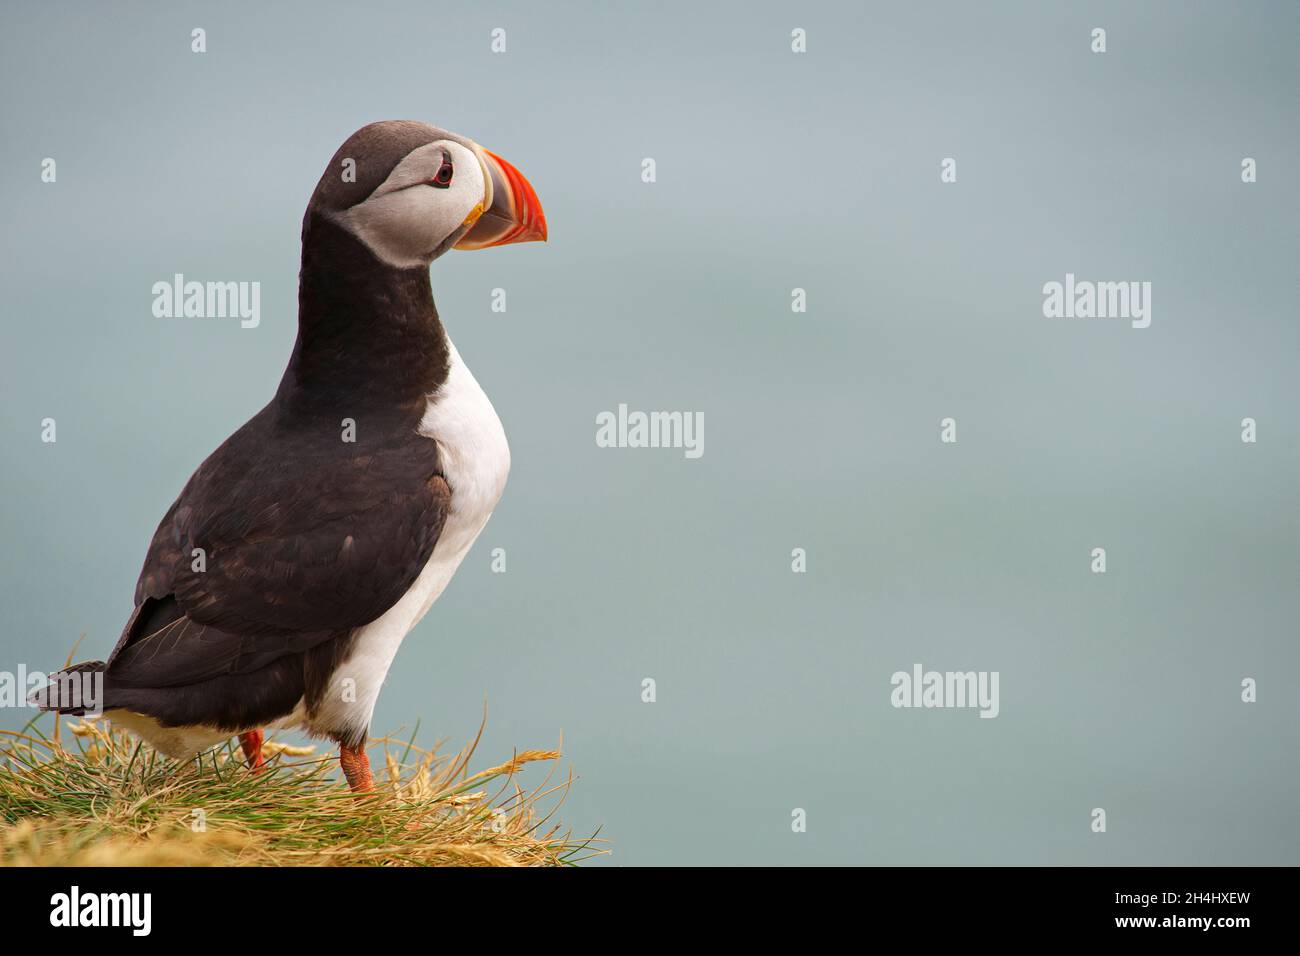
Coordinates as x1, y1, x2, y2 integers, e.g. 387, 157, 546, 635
0, 716, 603, 867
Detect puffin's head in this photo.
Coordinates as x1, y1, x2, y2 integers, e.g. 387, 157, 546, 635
306, 120, 546, 268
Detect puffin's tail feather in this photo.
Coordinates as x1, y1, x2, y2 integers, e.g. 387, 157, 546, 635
28, 661, 107, 715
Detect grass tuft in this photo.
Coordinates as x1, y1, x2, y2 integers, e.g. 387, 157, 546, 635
0, 716, 604, 867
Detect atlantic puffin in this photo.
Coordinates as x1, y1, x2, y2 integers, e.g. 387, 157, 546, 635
34, 121, 546, 791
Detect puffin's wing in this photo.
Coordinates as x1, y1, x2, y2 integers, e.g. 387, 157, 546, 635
104, 595, 336, 688
106, 411, 450, 682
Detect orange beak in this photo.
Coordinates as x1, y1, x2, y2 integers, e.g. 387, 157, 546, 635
455, 149, 547, 250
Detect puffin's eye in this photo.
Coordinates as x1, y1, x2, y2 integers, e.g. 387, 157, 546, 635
431, 159, 454, 189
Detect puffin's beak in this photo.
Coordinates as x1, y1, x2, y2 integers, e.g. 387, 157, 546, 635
455, 149, 547, 250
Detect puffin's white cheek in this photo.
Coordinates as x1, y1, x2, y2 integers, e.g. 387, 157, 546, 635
450, 158, 487, 225
341, 189, 452, 269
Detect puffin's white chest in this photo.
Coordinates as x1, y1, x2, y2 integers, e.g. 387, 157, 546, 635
296, 340, 509, 741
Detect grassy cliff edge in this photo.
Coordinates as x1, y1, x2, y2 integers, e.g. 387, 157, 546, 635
0, 717, 602, 866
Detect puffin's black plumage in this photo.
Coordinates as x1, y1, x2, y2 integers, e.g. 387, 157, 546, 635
57, 218, 453, 744
36, 125, 466, 742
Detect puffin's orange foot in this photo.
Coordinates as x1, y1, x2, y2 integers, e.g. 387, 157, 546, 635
238, 730, 266, 772
339, 742, 374, 793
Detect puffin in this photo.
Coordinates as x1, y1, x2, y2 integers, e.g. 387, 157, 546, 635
33, 120, 546, 791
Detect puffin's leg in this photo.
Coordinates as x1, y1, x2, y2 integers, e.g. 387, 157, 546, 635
238, 729, 266, 772
339, 741, 375, 793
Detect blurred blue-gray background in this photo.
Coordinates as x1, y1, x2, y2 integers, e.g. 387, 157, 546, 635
2, 0, 1297, 864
